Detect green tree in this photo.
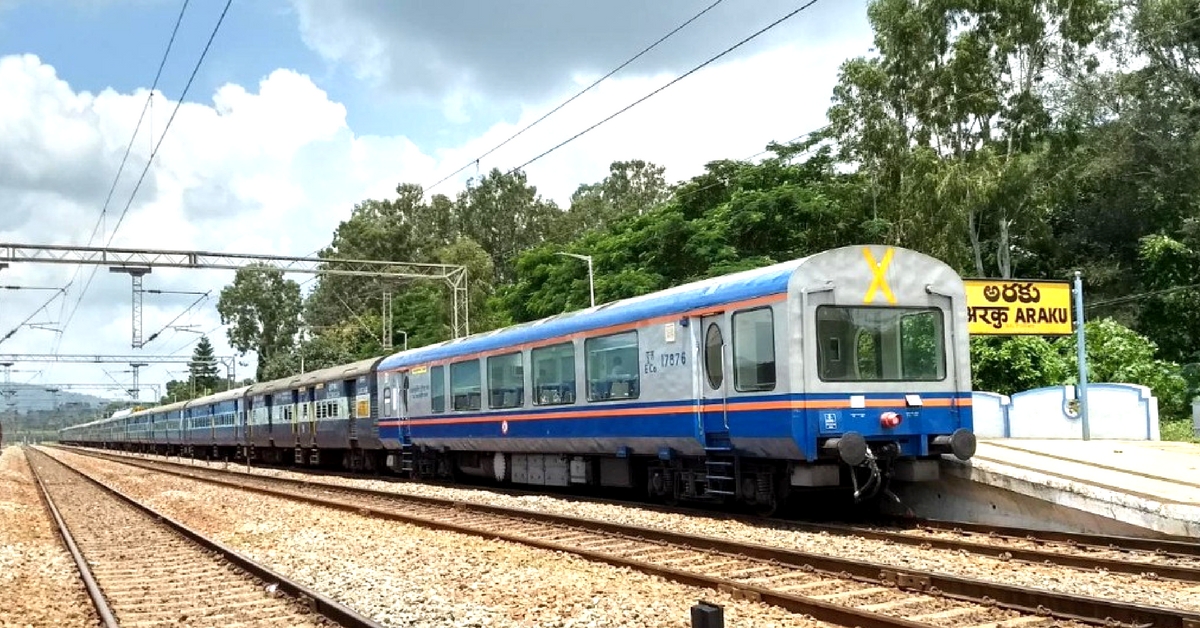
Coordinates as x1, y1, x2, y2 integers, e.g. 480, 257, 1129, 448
452, 168, 562, 282
1053, 318, 1188, 419
495, 147, 859, 324
216, 264, 303, 380
261, 327, 359, 381
1129, 235, 1200, 365
376, 236, 504, 349
161, 379, 193, 404
559, 160, 673, 238
970, 336, 1072, 395
188, 335, 221, 395
824, 0, 1114, 276
305, 183, 455, 332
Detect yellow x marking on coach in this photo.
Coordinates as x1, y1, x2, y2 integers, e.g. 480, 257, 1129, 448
863, 247, 896, 304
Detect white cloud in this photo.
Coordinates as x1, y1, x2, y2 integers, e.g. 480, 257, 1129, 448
289, 0, 869, 119
0, 29, 867, 403
0, 54, 436, 399
424, 38, 864, 203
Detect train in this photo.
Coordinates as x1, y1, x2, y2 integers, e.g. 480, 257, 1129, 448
59, 244, 977, 513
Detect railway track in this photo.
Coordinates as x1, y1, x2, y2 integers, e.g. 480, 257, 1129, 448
889, 516, 1200, 556
59, 447, 1200, 628
861, 518, 1200, 579
772, 518, 1200, 583
25, 447, 385, 628
70, 447, 1200, 583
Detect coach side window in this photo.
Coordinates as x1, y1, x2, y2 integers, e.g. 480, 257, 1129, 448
732, 307, 777, 392
450, 359, 482, 411
488, 352, 524, 409
585, 330, 639, 401
532, 342, 575, 405
430, 365, 446, 413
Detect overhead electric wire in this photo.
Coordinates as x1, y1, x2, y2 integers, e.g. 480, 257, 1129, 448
167, 322, 226, 356
504, 0, 824, 176
51, 0, 192, 357
1086, 282, 1200, 310
106, 0, 234, 244
143, 291, 212, 345
91, 0, 193, 249
0, 288, 65, 347
422, 0, 727, 194
55, 0, 235, 352
664, 125, 831, 205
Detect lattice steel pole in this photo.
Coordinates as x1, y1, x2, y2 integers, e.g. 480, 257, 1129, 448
1, 244, 468, 342
224, 357, 235, 386
109, 266, 151, 349
448, 268, 470, 338
382, 290, 393, 351
129, 362, 147, 401
0, 362, 12, 406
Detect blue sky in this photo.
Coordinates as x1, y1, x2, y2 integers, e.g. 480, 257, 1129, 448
0, 0, 481, 147
0, 0, 870, 155
0, 0, 873, 393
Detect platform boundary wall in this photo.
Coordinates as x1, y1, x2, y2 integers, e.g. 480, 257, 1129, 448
972, 383, 1159, 440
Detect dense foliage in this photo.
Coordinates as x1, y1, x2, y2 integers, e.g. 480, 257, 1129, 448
213, 0, 1200, 436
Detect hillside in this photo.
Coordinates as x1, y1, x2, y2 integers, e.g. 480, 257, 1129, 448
1, 384, 111, 413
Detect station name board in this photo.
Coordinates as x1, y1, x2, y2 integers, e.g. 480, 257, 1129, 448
964, 279, 1074, 336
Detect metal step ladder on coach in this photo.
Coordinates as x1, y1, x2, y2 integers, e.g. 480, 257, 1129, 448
399, 441, 416, 475
397, 419, 417, 476
702, 430, 737, 498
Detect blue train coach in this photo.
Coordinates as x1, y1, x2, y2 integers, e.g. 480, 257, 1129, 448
374, 245, 977, 511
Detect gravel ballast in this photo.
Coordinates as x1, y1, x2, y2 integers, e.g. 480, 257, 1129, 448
27, 449, 334, 627
47, 448, 839, 628
96, 448, 1200, 612
0, 446, 98, 627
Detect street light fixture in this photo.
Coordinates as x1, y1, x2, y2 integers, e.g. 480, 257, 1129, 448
396, 330, 409, 351
556, 252, 595, 308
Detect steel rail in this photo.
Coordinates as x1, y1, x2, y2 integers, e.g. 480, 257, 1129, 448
888, 517, 1200, 557
59, 446, 1200, 580
26, 448, 120, 628
792, 520, 1200, 582
57, 454, 928, 628
69, 448, 1200, 628
28, 448, 388, 628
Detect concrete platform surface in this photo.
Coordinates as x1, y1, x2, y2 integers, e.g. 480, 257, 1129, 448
889, 439, 1200, 538
974, 439, 1200, 506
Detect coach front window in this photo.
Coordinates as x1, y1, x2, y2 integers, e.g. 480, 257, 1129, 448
815, 306, 946, 382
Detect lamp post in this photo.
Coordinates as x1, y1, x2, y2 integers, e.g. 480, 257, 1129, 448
556, 252, 595, 308
396, 330, 409, 351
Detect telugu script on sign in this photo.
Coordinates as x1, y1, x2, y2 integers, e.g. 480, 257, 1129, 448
963, 279, 1074, 336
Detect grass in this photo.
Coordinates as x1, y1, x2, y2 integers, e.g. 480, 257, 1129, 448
1160, 419, 1199, 443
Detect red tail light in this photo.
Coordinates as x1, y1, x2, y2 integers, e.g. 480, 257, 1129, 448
880, 411, 902, 428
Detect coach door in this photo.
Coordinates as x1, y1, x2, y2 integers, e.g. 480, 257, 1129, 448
395, 372, 409, 427
300, 387, 316, 447
345, 378, 359, 440
698, 313, 730, 435
244, 397, 254, 442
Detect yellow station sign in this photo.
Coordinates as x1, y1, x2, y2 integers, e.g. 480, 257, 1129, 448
964, 279, 1074, 336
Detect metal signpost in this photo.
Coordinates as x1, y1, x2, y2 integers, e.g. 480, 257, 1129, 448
1073, 271, 1090, 440
963, 276, 1089, 440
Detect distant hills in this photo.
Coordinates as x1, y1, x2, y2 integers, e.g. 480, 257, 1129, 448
1, 383, 114, 413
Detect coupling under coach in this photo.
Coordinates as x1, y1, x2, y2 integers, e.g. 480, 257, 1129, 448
60, 244, 977, 512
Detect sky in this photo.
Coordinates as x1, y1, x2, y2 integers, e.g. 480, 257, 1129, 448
0, 0, 874, 406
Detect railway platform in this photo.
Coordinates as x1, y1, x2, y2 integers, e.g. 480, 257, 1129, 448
889, 438, 1200, 539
